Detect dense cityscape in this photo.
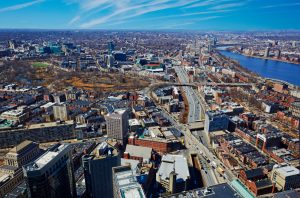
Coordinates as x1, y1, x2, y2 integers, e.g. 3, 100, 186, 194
0, 30, 299, 198
0, 0, 300, 197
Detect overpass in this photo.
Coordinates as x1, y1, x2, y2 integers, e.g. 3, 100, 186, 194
149, 82, 253, 90
215, 43, 241, 47
149, 82, 253, 121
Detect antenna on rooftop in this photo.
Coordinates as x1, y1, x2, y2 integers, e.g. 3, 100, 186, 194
173, 160, 175, 172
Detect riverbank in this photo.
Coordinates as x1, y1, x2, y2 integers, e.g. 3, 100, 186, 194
219, 50, 300, 86
229, 50, 300, 66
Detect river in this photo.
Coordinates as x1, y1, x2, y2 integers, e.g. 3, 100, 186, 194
219, 50, 300, 86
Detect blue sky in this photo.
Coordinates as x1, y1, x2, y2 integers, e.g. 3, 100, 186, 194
0, 0, 300, 30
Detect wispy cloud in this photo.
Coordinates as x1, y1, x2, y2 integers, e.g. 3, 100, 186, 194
261, 2, 300, 9
210, 2, 245, 10
184, 0, 235, 9
161, 16, 221, 29
65, 0, 248, 28
185, 0, 216, 8
68, 16, 80, 25
161, 22, 195, 29
180, 9, 233, 17
0, 0, 45, 13
80, 0, 203, 28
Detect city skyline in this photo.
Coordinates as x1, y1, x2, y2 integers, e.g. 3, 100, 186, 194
0, 0, 300, 30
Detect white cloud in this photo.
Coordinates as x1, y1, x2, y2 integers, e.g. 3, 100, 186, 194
0, 0, 45, 13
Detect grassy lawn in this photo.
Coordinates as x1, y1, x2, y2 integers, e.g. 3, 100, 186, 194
32, 62, 49, 68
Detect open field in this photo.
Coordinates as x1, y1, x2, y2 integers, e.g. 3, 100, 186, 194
31, 62, 49, 68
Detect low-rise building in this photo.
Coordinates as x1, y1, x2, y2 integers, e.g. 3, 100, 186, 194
271, 164, 300, 191
0, 109, 28, 123
0, 120, 75, 148
290, 102, 300, 118
124, 145, 152, 163
204, 111, 229, 133
0, 141, 42, 197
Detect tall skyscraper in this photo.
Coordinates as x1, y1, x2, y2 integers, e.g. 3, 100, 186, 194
208, 44, 212, 53
23, 144, 76, 198
264, 47, 270, 57
213, 37, 217, 46
275, 49, 281, 59
108, 41, 115, 55
8, 40, 17, 50
106, 54, 115, 68
105, 108, 129, 142
82, 141, 120, 198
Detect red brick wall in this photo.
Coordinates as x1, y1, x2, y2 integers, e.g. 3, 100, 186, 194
128, 137, 180, 153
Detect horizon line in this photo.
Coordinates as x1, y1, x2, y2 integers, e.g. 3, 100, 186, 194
0, 28, 300, 32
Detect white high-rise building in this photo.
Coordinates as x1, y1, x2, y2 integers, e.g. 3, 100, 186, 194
105, 109, 129, 142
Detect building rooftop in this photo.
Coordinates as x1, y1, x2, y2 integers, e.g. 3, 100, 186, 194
114, 108, 127, 115
125, 145, 152, 161
157, 154, 190, 181
1, 109, 24, 117
162, 183, 241, 198
0, 119, 14, 128
9, 140, 33, 154
273, 164, 300, 177
0, 165, 19, 172
231, 179, 255, 198
147, 126, 163, 138
90, 140, 119, 159
244, 168, 264, 180
291, 102, 300, 108
206, 110, 228, 118
35, 151, 58, 167
128, 119, 140, 126
255, 178, 273, 189
121, 158, 140, 172
4, 181, 27, 198
24, 144, 69, 171
28, 120, 74, 129
114, 167, 146, 198
274, 190, 300, 198
40, 102, 56, 109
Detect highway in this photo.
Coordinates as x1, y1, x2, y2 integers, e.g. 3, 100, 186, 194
174, 66, 226, 186
185, 131, 218, 186
183, 126, 236, 183
174, 66, 202, 122
148, 65, 236, 187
